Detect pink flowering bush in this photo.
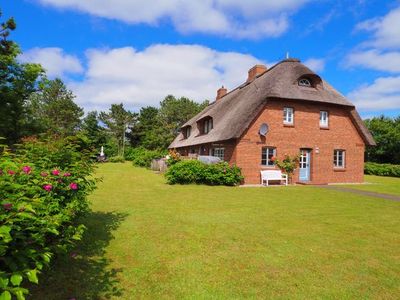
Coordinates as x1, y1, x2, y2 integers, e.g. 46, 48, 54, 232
0, 137, 97, 299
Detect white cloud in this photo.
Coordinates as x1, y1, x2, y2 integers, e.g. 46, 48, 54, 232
345, 49, 400, 73
36, 0, 309, 39
303, 58, 325, 72
69, 44, 265, 111
347, 76, 400, 111
19, 47, 83, 77
355, 6, 400, 49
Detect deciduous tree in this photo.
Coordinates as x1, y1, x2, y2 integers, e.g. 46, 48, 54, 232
28, 78, 84, 137
99, 103, 137, 156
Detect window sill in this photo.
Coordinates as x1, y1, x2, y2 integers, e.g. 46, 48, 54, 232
319, 126, 329, 130
333, 168, 346, 172
283, 123, 294, 127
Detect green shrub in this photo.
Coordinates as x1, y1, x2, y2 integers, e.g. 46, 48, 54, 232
165, 160, 243, 186
364, 162, 400, 177
108, 156, 125, 163
0, 138, 97, 299
126, 148, 167, 168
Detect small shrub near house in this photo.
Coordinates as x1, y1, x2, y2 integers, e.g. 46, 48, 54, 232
364, 162, 400, 177
125, 147, 167, 168
0, 138, 97, 299
166, 149, 181, 166
165, 160, 243, 186
275, 154, 300, 183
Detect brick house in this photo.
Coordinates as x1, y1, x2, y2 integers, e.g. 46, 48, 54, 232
169, 58, 376, 184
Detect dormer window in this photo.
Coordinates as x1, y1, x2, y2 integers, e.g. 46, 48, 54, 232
298, 78, 312, 87
204, 118, 213, 134
182, 126, 191, 139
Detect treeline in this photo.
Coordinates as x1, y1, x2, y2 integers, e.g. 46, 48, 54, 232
95, 95, 208, 158
364, 116, 400, 164
0, 10, 207, 155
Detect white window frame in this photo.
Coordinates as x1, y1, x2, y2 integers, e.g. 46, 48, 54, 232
212, 148, 225, 160
261, 147, 276, 167
320, 111, 329, 127
183, 126, 191, 139
298, 78, 312, 87
283, 107, 294, 125
204, 118, 213, 134
333, 150, 345, 168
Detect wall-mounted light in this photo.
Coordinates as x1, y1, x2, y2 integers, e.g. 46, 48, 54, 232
315, 147, 320, 154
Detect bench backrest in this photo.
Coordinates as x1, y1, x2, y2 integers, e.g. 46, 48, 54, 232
260, 170, 283, 180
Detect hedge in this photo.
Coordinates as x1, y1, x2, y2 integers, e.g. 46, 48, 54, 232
125, 147, 167, 168
165, 160, 243, 186
364, 162, 400, 177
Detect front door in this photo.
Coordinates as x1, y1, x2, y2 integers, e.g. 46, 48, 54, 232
299, 149, 311, 181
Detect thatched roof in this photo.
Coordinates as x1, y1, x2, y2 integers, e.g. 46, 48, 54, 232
169, 58, 376, 148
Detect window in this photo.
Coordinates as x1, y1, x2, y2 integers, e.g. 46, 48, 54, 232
261, 147, 276, 166
283, 107, 294, 125
333, 150, 345, 168
320, 111, 329, 127
212, 148, 225, 160
183, 126, 191, 139
298, 78, 312, 87
204, 118, 213, 134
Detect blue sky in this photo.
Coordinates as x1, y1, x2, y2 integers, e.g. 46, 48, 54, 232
4, 0, 400, 118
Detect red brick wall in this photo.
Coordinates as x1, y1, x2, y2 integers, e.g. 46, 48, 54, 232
176, 140, 237, 163
235, 99, 365, 184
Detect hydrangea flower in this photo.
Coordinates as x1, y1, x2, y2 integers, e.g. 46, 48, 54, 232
41, 172, 48, 177
69, 183, 78, 190
63, 172, 71, 177
43, 184, 53, 191
7, 170, 15, 175
52, 169, 60, 176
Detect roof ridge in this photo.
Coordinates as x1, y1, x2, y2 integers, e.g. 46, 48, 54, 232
214, 58, 304, 102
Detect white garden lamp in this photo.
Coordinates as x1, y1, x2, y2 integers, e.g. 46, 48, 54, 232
100, 146, 104, 157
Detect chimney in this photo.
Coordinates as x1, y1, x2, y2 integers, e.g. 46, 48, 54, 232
216, 85, 227, 100
247, 64, 267, 82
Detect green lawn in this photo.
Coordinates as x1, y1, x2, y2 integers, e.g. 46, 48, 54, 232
31, 163, 400, 299
340, 175, 400, 196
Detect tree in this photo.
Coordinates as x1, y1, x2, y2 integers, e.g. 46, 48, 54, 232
81, 111, 107, 152
156, 95, 209, 148
0, 9, 16, 55
364, 115, 400, 164
128, 106, 161, 149
28, 78, 84, 137
99, 103, 137, 157
0, 11, 43, 145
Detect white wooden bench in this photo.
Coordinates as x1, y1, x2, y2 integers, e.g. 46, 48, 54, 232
260, 170, 288, 186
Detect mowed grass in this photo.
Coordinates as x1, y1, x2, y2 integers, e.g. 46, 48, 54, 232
32, 163, 400, 299
341, 175, 400, 196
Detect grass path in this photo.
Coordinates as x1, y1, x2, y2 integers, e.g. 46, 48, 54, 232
341, 175, 400, 196
32, 163, 400, 299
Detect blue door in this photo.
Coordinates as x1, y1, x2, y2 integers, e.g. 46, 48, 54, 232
299, 149, 311, 181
